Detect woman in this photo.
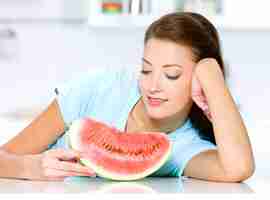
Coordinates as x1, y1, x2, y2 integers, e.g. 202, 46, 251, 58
0, 12, 255, 182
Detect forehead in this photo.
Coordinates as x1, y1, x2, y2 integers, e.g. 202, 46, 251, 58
143, 38, 195, 66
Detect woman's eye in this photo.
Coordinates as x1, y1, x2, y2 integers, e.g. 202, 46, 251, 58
140, 70, 180, 80
140, 70, 151, 75
166, 74, 180, 80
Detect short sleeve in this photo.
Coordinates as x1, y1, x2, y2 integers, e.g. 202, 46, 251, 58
173, 135, 217, 177
54, 67, 109, 127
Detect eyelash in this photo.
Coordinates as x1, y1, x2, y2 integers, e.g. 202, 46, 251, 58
140, 70, 180, 80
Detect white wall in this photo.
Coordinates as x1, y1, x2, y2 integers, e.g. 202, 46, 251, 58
0, 24, 144, 115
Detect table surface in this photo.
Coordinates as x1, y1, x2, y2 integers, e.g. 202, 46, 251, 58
0, 175, 268, 194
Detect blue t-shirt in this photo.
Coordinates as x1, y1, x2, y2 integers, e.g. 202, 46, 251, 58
49, 66, 216, 177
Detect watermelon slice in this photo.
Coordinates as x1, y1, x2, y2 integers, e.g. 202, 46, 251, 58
67, 117, 172, 181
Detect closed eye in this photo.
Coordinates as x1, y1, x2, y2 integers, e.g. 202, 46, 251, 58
141, 70, 180, 80
166, 75, 180, 80
140, 70, 151, 75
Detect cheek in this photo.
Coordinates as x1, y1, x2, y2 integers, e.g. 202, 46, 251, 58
138, 77, 149, 94
170, 77, 193, 103
171, 85, 191, 104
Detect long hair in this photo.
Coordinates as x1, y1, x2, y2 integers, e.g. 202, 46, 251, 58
144, 12, 227, 145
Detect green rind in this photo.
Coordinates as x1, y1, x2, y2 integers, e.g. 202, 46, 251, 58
67, 119, 172, 181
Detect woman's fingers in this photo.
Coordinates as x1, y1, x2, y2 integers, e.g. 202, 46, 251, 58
42, 149, 97, 179
192, 93, 209, 111
45, 149, 80, 161
191, 72, 212, 121
43, 157, 96, 176
204, 109, 212, 121
43, 168, 95, 179
192, 73, 206, 108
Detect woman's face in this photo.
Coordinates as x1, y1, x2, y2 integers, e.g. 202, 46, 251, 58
138, 38, 196, 120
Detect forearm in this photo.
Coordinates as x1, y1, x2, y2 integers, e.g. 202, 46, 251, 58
197, 66, 255, 176
0, 150, 28, 179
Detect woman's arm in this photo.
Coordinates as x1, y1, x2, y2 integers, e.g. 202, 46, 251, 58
1, 100, 65, 154
0, 100, 95, 180
0, 150, 27, 179
184, 58, 255, 182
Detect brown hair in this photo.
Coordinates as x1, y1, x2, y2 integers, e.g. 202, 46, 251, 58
144, 12, 226, 145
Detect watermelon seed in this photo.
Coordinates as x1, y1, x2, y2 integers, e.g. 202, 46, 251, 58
115, 146, 123, 155
151, 145, 156, 153
129, 151, 134, 157
108, 144, 113, 151
135, 149, 143, 156
104, 143, 110, 151
102, 142, 107, 148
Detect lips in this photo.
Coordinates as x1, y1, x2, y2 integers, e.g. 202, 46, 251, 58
147, 96, 167, 106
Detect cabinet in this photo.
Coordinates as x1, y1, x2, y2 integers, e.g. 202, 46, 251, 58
0, 1, 269, 30
87, 0, 270, 30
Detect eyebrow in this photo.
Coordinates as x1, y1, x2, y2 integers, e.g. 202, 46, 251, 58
142, 58, 183, 69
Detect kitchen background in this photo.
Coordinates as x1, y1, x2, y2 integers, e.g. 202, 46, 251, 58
0, 0, 269, 176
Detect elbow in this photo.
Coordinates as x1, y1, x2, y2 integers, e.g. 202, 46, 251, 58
223, 161, 256, 183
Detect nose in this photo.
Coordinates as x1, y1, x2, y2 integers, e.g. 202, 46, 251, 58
149, 73, 162, 93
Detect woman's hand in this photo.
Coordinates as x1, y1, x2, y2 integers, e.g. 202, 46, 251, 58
191, 58, 225, 121
23, 149, 96, 181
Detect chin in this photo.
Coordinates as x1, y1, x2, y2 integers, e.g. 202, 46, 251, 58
147, 105, 186, 121
145, 109, 169, 120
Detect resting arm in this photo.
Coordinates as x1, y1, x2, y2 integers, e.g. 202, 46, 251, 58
184, 59, 255, 182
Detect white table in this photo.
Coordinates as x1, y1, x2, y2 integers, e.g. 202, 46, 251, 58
0, 176, 262, 194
